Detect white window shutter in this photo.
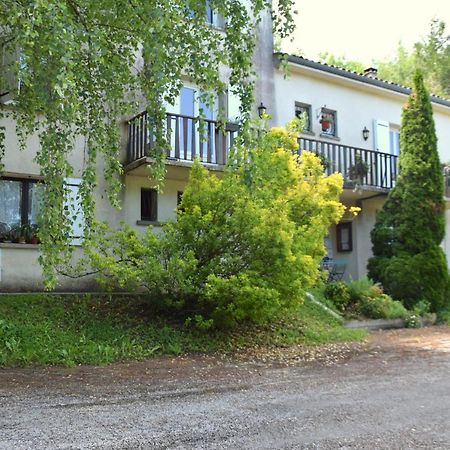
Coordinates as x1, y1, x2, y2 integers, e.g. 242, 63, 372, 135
227, 89, 241, 123
64, 178, 84, 246
373, 120, 390, 153
0, 44, 20, 103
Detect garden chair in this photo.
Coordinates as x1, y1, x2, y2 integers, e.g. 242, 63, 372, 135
327, 260, 347, 282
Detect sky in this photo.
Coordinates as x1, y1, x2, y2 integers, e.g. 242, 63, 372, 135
282, 0, 450, 66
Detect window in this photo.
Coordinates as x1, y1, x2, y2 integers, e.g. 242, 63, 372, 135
320, 108, 337, 137
336, 222, 352, 252
0, 178, 43, 228
141, 188, 157, 222
295, 102, 312, 132
389, 128, 400, 156
186, 1, 223, 27
374, 120, 400, 155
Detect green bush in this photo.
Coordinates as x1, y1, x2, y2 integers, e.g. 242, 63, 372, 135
368, 72, 449, 312
372, 248, 449, 311
323, 276, 408, 320
358, 294, 408, 320
85, 126, 346, 329
324, 282, 351, 312
347, 276, 383, 303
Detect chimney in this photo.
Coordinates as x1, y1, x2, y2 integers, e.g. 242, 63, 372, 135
363, 67, 378, 79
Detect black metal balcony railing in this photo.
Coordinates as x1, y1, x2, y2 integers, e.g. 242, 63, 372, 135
127, 114, 399, 190
298, 137, 399, 190
127, 111, 238, 166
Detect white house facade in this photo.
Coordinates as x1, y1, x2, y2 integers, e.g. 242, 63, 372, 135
271, 55, 450, 280
1, 20, 450, 290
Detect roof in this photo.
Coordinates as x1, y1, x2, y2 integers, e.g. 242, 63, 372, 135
277, 53, 450, 109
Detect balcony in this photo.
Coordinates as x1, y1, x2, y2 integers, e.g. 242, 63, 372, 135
126, 111, 238, 168
126, 114, 399, 192
298, 137, 399, 191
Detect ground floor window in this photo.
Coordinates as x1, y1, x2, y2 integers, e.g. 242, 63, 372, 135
141, 188, 158, 222
0, 178, 43, 228
336, 222, 352, 252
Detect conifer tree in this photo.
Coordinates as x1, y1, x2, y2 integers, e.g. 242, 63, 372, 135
368, 71, 449, 311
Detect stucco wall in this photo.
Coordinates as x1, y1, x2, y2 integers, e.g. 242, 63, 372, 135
123, 173, 187, 231
273, 65, 450, 161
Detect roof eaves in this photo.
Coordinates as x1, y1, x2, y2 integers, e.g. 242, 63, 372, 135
278, 53, 450, 109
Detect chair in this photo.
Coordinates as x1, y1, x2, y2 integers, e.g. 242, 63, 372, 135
327, 260, 347, 282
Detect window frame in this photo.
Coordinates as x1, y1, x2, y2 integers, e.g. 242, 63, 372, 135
0, 177, 42, 227
140, 188, 158, 222
336, 222, 352, 252
295, 102, 313, 133
320, 107, 338, 138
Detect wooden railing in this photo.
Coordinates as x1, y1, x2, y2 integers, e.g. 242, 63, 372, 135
127, 111, 238, 165
298, 137, 399, 190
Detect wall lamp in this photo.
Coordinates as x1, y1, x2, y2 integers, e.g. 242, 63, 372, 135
362, 126, 370, 141
258, 102, 267, 118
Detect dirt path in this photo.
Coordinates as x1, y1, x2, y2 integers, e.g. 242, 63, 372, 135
1, 326, 449, 449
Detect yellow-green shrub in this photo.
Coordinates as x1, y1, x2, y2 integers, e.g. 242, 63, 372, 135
87, 126, 345, 328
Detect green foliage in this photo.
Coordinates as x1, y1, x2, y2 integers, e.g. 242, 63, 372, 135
323, 276, 408, 320
412, 300, 431, 316
357, 294, 408, 320
368, 72, 449, 312
318, 52, 365, 73
347, 276, 383, 303
0, 294, 365, 367
324, 282, 351, 312
0, 0, 296, 288
404, 314, 421, 329
376, 19, 450, 98
83, 127, 345, 328
438, 308, 450, 325
319, 20, 450, 99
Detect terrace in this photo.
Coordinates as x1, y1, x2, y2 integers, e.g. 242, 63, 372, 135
126, 112, 399, 192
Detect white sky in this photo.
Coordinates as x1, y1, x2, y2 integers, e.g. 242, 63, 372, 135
282, 0, 450, 66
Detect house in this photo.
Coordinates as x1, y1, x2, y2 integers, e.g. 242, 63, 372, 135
270, 54, 450, 280
1, 18, 450, 290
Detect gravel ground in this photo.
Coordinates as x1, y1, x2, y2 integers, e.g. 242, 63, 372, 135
1, 326, 450, 449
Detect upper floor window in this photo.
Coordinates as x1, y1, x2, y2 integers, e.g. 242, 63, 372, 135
389, 128, 400, 156
186, 1, 223, 28
374, 120, 400, 155
320, 108, 337, 137
295, 102, 312, 133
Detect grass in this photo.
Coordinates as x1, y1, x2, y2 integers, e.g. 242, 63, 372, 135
0, 294, 366, 367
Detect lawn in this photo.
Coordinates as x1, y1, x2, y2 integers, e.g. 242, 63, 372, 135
0, 293, 366, 367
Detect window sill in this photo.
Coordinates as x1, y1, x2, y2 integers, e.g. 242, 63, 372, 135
136, 220, 164, 227
0, 242, 40, 249
301, 130, 315, 137
319, 133, 340, 141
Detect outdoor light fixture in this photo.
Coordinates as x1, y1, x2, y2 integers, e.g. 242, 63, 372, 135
257, 102, 267, 118
362, 126, 370, 141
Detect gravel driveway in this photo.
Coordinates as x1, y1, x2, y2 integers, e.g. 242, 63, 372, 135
1, 326, 450, 449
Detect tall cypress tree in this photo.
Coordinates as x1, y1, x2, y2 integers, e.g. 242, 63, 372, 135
368, 71, 449, 311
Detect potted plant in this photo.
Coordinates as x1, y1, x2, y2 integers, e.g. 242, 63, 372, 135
0, 223, 11, 243
9, 223, 26, 243
348, 155, 369, 184
26, 224, 40, 244
320, 112, 334, 131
